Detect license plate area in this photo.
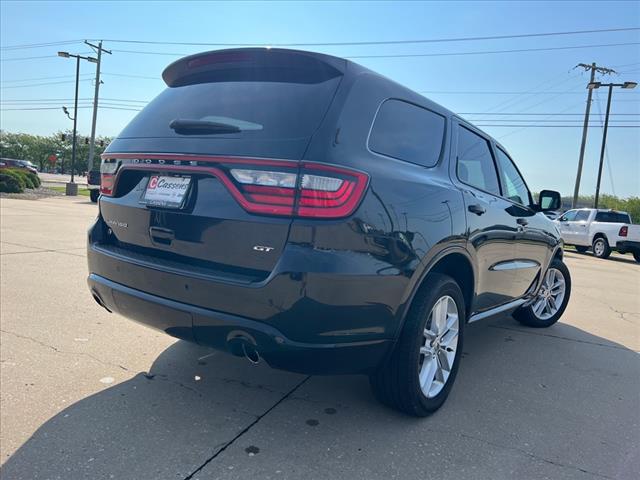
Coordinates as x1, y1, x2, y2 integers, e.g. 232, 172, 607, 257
141, 175, 192, 209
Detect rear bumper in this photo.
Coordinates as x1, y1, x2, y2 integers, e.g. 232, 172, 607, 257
88, 273, 391, 374
616, 240, 640, 254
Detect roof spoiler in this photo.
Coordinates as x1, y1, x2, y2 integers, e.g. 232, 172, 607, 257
162, 48, 346, 87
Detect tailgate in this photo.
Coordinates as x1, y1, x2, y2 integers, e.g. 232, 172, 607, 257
99, 160, 295, 276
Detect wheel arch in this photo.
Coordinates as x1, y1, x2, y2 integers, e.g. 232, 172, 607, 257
592, 232, 608, 243
395, 247, 476, 340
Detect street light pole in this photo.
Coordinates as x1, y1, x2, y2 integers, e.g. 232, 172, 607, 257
594, 85, 613, 209
58, 51, 97, 196
571, 63, 617, 208
587, 80, 638, 209
70, 55, 80, 185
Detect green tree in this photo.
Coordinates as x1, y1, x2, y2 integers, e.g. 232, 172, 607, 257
0, 130, 111, 174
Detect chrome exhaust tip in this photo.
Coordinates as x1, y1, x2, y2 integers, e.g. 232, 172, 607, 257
91, 291, 112, 313
241, 342, 261, 365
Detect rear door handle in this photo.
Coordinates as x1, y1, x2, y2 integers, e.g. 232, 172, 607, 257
516, 218, 528, 227
149, 226, 174, 245
468, 204, 486, 216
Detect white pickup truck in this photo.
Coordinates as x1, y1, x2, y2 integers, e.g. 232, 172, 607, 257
616, 224, 640, 263
555, 208, 639, 262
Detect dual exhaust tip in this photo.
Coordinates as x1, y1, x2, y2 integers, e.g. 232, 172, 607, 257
229, 336, 261, 365
241, 342, 261, 364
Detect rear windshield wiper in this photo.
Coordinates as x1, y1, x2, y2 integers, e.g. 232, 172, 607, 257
169, 118, 241, 135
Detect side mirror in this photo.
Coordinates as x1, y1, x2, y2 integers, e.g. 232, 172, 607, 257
538, 190, 561, 212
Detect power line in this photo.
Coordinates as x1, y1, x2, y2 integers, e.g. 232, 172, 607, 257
88, 27, 640, 47
496, 102, 587, 140
0, 39, 84, 51
0, 73, 92, 83
476, 124, 639, 128
421, 89, 638, 94
0, 54, 62, 62
611, 61, 640, 69
458, 112, 639, 115
0, 51, 93, 62
109, 41, 640, 59
347, 42, 640, 59
0, 106, 141, 112
465, 119, 639, 122
112, 49, 186, 56
0, 79, 94, 89
101, 72, 158, 80
0, 97, 149, 103
481, 72, 582, 115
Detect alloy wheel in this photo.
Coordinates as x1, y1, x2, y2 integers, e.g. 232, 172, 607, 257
418, 295, 459, 398
531, 268, 566, 320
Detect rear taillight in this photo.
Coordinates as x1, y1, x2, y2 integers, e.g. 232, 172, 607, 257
100, 158, 119, 195
102, 155, 368, 218
227, 162, 368, 218
619, 226, 628, 237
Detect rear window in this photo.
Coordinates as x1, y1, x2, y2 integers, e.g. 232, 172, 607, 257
368, 99, 446, 167
595, 211, 631, 223
118, 77, 342, 140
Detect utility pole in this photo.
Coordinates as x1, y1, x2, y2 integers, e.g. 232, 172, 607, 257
571, 63, 615, 208
85, 41, 112, 174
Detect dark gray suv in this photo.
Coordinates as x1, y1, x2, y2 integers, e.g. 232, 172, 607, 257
88, 48, 571, 416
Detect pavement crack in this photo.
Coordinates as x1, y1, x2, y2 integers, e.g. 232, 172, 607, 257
148, 374, 260, 418
488, 325, 632, 352
0, 240, 85, 257
0, 329, 130, 372
455, 431, 614, 479
572, 291, 639, 325
183, 375, 311, 480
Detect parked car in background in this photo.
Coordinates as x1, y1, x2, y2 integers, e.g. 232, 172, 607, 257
87, 48, 571, 416
87, 169, 101, 203
0, 158, 38, 175
616, 224, 640, 263
555, 208, 633, 259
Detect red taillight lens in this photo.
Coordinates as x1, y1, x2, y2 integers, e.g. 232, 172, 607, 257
227, 162, 368, 218
100, 158, 119, 196
297, 163, 368, 218
619, 226, 628, 237
100, 173, 114, 195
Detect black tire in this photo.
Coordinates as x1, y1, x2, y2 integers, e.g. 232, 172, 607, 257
90, 189, 99, 203
592, 236, 611, 259
369, 273, 465, 417
574, 245, 589, 254
514, 258, 571, 328
633, 252, 640, 263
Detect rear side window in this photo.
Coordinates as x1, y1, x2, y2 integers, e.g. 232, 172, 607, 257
118, 77, 342, 140
368, 99, 445, 167
456, 126, 500, 196
574, 211, 590, 221
595, 211, 631, 223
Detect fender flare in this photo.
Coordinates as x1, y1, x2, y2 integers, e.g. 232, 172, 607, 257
393, 245, 476, 341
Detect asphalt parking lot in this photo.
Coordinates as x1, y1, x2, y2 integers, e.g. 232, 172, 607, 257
0, 196, 638, 480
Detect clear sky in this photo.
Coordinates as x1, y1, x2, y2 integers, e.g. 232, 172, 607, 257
1, 1, 639, 197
